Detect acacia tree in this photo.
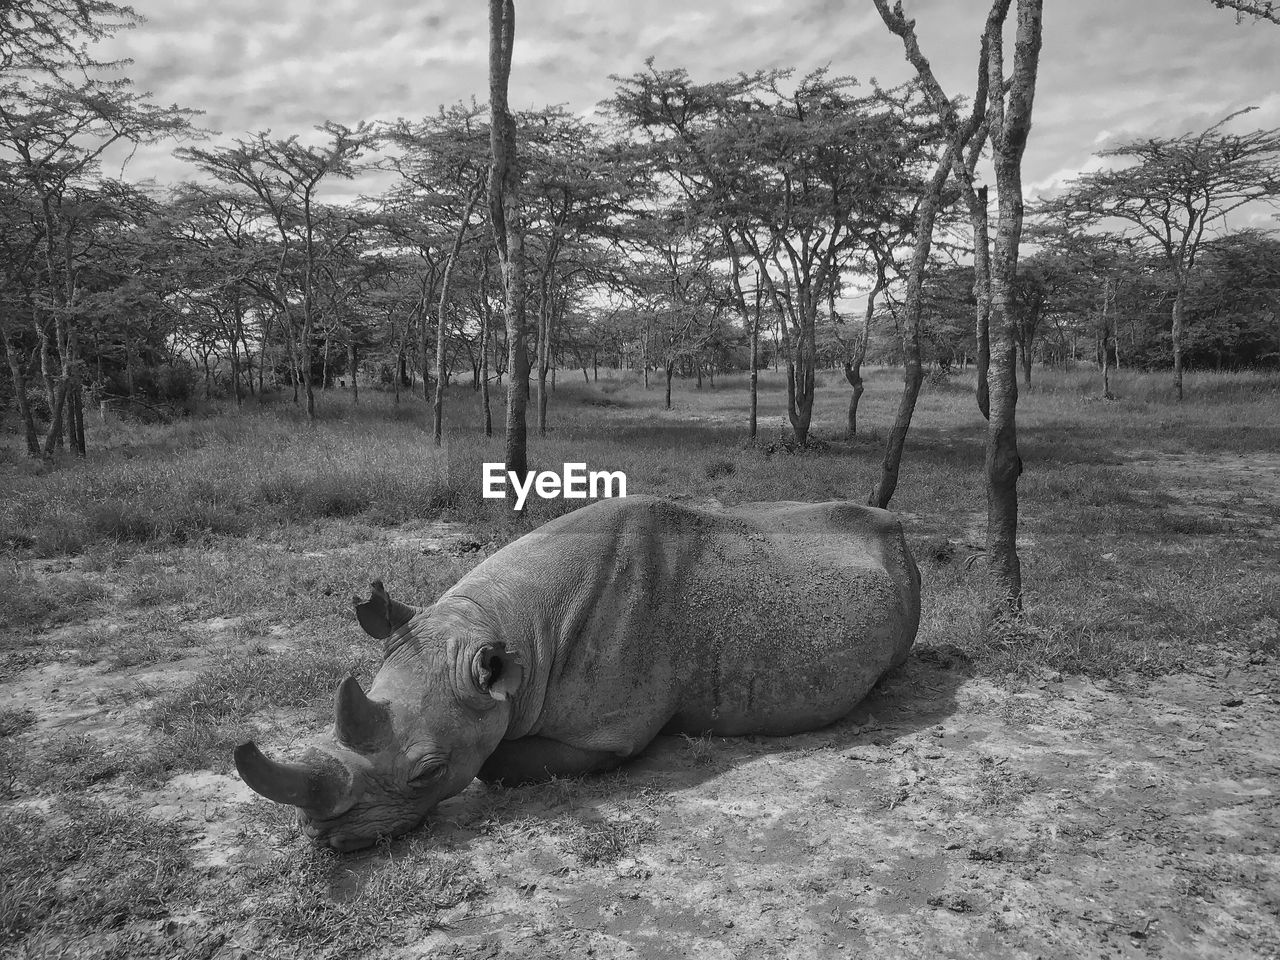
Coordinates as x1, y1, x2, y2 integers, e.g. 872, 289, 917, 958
731, 70, 895, 446
1209, 0, 1280, 23
1049, 113, 1280, 400
609, 64, 921, 445
178, 123, 369, 422
377, 103, 489, 443
522, 108, 628, 435
155, 183, 285, 404
0, 0, 139, 74
0, 74, 196, 457
873, 0, 1044, 608
0, 171, 43, 453
838, 204, 917, 439
612, 209, 721, 410
867, 0, 995, 509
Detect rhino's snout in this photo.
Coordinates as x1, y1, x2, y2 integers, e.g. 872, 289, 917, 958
298, 810, 379, 852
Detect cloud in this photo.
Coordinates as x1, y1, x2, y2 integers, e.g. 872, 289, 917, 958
89, 0, 1280, 200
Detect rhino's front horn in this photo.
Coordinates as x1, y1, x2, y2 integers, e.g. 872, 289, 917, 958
233, 741, 353, 815
334, 676, 392, 753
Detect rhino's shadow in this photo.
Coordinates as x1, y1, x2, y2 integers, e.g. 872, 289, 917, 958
421, 646, 970, 849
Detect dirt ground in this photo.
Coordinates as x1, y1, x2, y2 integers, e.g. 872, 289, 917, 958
409, 655, 1280, 960
12, 634, 1278, 959
5, 449, 1280, 959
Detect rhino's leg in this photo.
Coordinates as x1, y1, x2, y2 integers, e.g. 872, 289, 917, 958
476, 736, 624, 786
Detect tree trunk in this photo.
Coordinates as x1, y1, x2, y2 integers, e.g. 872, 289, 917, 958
0, 328, 40, 456
871, 151, 956, 508
665, 360, 673, 410
481, 306, 493, 438
42, 376, 68, 460
490, 0, 529, 484
642, 330, 649, 389
231, 295, 245, 405
122, 324, 135, 398
256, 312, 270, 399
71, 379, 85, 458
394, 347, 402, 405
1171, 281, 1186, 401
1100, 279, 1113, 400
983, 0, 1042, 609
749, 320, 759, 441
433, 305, 447, 445
845, 282, 880, 440
420, 303, 432, 404
434, 183, 484, 445
535, 297, 550, 436
230, 352, 242, 405
1101, 332, 1111, 399
844, 363, 864, 439
480, 253, 493, 437
973, 186, 993, 419
349, 342, 359, 405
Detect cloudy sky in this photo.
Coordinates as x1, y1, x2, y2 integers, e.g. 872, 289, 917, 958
97, 0, 1280, 213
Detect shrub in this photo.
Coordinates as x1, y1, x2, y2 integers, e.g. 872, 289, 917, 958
0, 568, 106, 636
703, 457, 736, 480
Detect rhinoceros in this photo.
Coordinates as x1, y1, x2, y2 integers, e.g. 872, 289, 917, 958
234, 495, 921, 850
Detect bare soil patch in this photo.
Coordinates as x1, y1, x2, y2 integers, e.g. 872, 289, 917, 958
394, 656, 1280, 960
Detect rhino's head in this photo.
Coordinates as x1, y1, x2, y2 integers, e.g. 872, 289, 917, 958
234, 581, 523, 851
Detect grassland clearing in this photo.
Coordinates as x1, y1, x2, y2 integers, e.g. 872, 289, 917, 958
1, 367, 1277, 958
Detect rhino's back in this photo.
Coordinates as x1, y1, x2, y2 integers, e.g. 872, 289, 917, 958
663, 499, 921, 736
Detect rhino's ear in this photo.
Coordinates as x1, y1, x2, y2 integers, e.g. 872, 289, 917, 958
354, 580, 417, 640
472, 643, 524, 702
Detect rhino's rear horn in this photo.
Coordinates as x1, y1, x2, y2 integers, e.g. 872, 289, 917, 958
354, 580, 418, 641
334, 676, 392, 753
233, 741, 352, 815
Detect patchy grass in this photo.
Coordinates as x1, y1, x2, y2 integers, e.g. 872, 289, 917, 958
19, 734, 132, 793
0, 707, 35, 738
220, 839, 482, 955
0, 566, 107, 637
1, 366, 1278, 957
565, 814, 654, 866
0, 795, 482, 959
0, 798, 192, 953
4, 368, 1279, 686
145, 633, 379, 774
680, 732, 720, 767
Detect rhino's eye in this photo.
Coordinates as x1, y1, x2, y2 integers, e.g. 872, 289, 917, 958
408, 756, 447, 784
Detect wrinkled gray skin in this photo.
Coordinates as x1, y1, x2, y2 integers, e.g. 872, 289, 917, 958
235, 496, 921, 851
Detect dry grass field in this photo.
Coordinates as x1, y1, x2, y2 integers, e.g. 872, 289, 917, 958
1, 366, 1278, 959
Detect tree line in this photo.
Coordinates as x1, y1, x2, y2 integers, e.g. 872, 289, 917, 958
3, 0, 1277, 606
